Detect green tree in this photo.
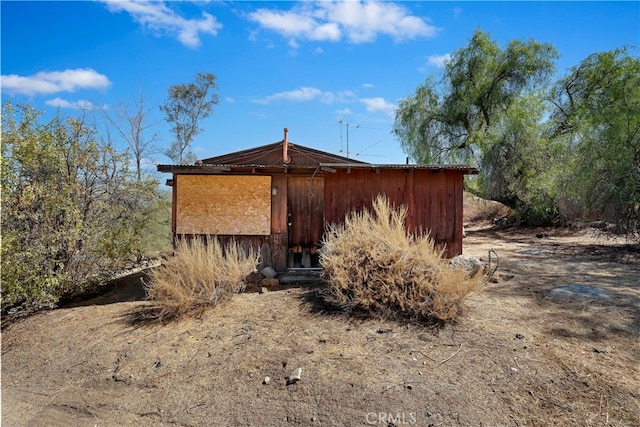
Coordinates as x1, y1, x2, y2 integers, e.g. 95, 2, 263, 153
550, 48, 640, 234
1, 102, 160, 311
395, 30, 557, 164
478, 93, 561, 223
160, 72, 219, 164
394, 29, 558, 218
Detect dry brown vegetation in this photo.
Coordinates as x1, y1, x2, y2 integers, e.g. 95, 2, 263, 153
2, 200, 639, 426
145, 236, 259, 320
321, 195, 481, 323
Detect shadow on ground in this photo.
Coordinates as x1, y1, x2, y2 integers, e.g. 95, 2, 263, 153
467, 226, 640, 343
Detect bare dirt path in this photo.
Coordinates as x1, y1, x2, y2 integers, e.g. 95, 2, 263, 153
2, 223, 639, 426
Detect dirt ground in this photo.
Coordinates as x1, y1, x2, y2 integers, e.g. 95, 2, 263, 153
2, 221, 639, 426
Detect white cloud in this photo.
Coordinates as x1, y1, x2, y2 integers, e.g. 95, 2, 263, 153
425, 53, 451, 68
1, 68, 111, 96
335, 108, 352, 116
101, 0, 222, 48
453, 7, 463, 18
313, 47, 325, 55
45, 97, 105, 110
249, 1, 437, 46
254, 87, 322, 104
360, 97, 396, 117
253, 87, 355, 104
224, 97, 235, 103
362, 83, 375, 89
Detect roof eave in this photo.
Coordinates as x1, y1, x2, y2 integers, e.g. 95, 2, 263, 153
158, 163, 479, 175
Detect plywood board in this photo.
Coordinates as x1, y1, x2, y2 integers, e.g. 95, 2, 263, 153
176, 175, 271, 235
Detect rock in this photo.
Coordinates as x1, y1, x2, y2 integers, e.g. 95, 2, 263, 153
263, 376, 271, 385
259, 287, 268, 294
244, 283, 260, 293
588, 221, 607, 230
260, 278, 280, 288
449, 255, 484, 277
515, 248, 553, 255
287, 367, 302, 385
548, 284, 610, 301
261, 266, 277, 279
245, 272, 264, 284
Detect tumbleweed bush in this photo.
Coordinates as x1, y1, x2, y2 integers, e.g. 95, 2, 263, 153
146, 235, 259, 320
320, 195, 481, 323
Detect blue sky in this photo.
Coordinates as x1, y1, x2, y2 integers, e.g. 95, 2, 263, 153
2, 1, 639, 168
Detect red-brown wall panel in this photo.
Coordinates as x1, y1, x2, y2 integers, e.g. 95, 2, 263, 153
324, 168, 465, 257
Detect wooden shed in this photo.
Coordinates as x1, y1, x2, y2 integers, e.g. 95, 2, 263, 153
158, 129, 478, 272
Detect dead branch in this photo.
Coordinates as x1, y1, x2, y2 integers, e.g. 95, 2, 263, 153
438, 343, 463, 365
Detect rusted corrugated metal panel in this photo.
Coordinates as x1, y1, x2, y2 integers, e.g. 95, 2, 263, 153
175, 175, 271, 235
158, 162, 478, 174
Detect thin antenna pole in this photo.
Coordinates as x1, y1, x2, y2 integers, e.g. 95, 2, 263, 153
345, 122, 359, 159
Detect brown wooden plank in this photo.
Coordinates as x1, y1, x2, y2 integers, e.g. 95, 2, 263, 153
429, 172, 441, 242
451, 172, 464, 257
406, 169, 415, 233
308, 177, 325, 245
416, 170, 429, 236
324, 173, 337, 226
270, 174, 287, 234
437, 172, 448, 254
352, 169, 366, 212
171, 173, 177, 236
287, 176, 325, 247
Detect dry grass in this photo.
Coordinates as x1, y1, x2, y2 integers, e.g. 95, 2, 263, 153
320, 195, 481, 323
145, 236, 259, 320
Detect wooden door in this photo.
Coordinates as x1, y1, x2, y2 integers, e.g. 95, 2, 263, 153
287, 176, 324, 268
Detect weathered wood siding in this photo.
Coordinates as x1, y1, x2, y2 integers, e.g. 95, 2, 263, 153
324, 169, 464, 257
287, 176, 325, 247
171, 167, 465, 271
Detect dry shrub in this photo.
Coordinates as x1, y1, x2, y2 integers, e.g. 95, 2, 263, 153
320, 195, 481, 323
463, 192, 513, 223
145, 236, 259, 320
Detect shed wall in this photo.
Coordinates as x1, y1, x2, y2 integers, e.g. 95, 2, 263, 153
171, 168, 465, 271
324, 169, 464, 257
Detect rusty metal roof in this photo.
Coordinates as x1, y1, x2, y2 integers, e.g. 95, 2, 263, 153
157, 162, 478, 174
157, 139, 477, 174
197, 141, 368, 167
318, 163, 478, 173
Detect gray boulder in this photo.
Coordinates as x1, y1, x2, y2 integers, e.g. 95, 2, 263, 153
449, 255, 484, 278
